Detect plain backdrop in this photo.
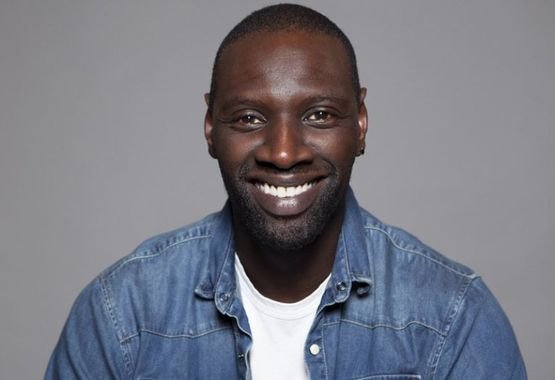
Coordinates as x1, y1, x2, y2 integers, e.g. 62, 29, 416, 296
1, 0, 553, 378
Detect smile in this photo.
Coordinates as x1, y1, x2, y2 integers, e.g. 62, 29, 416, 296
255, 181, 316, 198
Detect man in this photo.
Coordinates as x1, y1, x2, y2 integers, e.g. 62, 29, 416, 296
47, 4, 526, 379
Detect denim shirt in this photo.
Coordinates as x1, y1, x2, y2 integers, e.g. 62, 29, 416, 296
46, 189, 526, 379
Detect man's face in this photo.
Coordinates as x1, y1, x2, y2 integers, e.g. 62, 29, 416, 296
205, 31, 367, 250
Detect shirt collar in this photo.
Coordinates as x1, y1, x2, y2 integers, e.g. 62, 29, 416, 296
194, 201, 235, 311
322, 187, 372, 306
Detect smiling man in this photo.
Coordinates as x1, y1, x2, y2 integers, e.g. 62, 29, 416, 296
47, 4, 526, 379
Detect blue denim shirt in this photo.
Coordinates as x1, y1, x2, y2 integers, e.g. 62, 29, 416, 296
46, 189, 526, 379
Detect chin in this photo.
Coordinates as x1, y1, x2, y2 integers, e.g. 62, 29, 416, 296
248, 215, 321, 251
226, 176, 348, 252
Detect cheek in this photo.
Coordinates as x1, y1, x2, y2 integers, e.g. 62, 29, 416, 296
213, 131, 261, 170
309, 129, 359, 164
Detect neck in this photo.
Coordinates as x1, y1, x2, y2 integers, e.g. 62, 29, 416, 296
233, 203, 345, 303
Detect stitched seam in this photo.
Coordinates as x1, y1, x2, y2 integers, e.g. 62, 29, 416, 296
120, 340, 134, 380
340, 230, 351, 280
120, 326, 232, 343
364, 226, 475, 278
106, 234, 211, 278
212, 232, 235, 312
428, 276, 475, 378
100, 277, 133, 377
320, 323, 329, 380
322, 319, 445, 337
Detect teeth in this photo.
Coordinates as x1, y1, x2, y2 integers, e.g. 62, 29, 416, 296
256, 182, 315, 198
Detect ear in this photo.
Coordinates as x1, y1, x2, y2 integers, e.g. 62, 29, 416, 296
204, 93, 217, 159
356, 87, 368, 156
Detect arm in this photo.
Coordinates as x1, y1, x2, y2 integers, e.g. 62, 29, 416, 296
45, 278, 129, 379
434, 278, 526, 379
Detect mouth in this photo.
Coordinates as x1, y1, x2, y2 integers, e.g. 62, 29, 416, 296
254, 181, 317, 198
249, 178, 324, 217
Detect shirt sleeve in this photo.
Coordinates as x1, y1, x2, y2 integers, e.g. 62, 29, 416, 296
45, 277, 129, 379
434, 277, 527, 379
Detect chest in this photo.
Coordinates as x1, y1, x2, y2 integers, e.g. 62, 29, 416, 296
127, 311, 437, 379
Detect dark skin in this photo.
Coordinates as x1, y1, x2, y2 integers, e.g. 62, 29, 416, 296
205, 31, 368, 302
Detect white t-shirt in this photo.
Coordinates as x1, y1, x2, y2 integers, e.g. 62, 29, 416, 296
235, 255, 330, 380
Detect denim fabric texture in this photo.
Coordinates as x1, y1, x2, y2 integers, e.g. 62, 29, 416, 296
46, 189, 526, 379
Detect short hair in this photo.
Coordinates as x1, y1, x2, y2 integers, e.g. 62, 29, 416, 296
207, 3, 361, 113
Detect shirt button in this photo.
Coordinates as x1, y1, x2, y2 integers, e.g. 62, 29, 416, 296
336, 281, 347, 291
219, 293, 230, 302
309, 344, 320, 356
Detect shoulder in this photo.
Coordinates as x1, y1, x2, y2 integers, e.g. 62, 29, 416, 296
353, 207, 525, 376
433, 270, 526, 377
78, 211, 223, 341
98, 210, 223, 297
47, 212, 230, 377
101, 211, 220, 281
359, 207, 476, 280
357, 207, 483, 335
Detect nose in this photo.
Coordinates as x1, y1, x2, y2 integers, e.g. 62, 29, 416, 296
255, 116, 313, 169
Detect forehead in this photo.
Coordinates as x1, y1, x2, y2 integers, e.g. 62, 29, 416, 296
214, 31, 354, 105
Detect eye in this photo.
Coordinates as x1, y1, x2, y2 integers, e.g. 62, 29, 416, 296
238, 114, 265, 125
304, 110, 333, 125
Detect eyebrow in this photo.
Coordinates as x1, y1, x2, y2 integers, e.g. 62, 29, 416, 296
217, 96, 268, 112
217, 94, 351, 112
301, 95, 351, 105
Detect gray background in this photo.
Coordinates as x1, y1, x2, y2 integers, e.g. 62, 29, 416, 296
1, 0, 553, 378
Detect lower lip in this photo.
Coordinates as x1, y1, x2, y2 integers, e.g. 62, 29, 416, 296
250, 181, 323, 217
